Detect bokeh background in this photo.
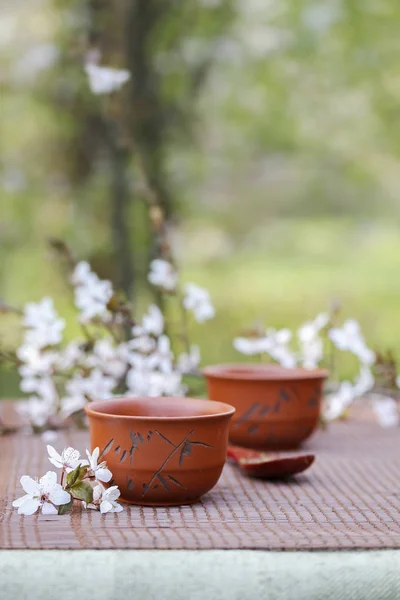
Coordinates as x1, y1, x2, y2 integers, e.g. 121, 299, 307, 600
1, 0, 400, 396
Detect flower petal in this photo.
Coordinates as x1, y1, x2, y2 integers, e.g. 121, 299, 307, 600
20, 476, 40, 496
92, 447, 100, 465
48, 457, 62, 469
95, 468, 112, 483
49, 488, 71, 506
112, 502, 123, 513
18, 498, 40, 516
40, 471, 58, 487
47, 445, 62, 463
100, 500, 113, 514
41, 501, 58, 515
104, 485, 120, 502
12, 494, 31, 508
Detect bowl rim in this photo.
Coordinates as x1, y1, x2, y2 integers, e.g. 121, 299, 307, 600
85, 396, 236, 421
202, 363, 329, 381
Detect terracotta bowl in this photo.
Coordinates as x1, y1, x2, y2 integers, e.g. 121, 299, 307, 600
203, 364, 328, 450
85, 396, 235, 506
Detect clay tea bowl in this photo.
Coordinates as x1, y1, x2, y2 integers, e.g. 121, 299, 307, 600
85, 396, 235, 506
203, 364, 328, 450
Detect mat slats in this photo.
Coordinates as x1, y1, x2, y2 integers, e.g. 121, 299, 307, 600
1, 404, 399, 550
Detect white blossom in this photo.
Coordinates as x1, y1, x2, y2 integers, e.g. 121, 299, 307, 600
128, 335, 156, 354
85, 447, 112, 483
298, 314, 328, 369
329, 320, 375, 365
353, 366, 374, 398
17, 396, 55, 428
12, 471, 71, 516
47, 445, 85, 472
22, 297, 65, 349
126, 367, 184, 397
372, 395, 399, 428
66, 369, 116, 402
60, 395, 87, 419
177, 345, 201, 373
57, 341, 85, 371
72, 261, 113, 323
17, 346, 57, 377
86, 339, 128, 379
132, 304, 164, 338
152, 335, 174, 373
183, 283, 215, 322
41, 430, 58, 443
264, 328, 296, 368
233, 336, 270, 355
98, 485, 123, 514
148, 259, 178, 291
84, 64, 130, 95
323, 382, 354, 421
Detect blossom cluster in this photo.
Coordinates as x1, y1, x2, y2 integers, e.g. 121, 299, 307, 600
234, 313, 399, 427
13, 445, 122, 516
15, 258, 214, 430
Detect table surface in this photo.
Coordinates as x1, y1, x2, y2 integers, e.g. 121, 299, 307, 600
1, 402, 399, 551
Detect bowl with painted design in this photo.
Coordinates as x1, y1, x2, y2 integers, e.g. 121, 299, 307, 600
203, 364, 328, 450
85, 396, 235, 506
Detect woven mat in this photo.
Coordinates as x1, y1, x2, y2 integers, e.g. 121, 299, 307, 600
0, 403, 399, 550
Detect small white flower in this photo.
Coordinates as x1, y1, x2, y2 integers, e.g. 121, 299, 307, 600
85, 483, 103, 510
329, 320, 375, 365
372, 395, 399, 428
148, 259, 178, 291
265, 328, 297, 368
17, 346, 57, 377
353, 366, 374, 398
84, 369, 116, 400
133, 304, 164, 337
183, 283, 215, 323
128, 335, 156, 354
17, 396, 54, 428
153, 335, 173, 374
60, 395, 87, 418
177, 345, 201, 373
71, 261, 91, 286
99, 485, 123, 514
57, 341, 84, 370
22, 297, 65, 349
41, 430, 58, 443
86, 339, 128, 379
298, 315, 327, 369
72, 262, 113, 323
323, 382, 354, 421
12, 471, 71, 516
233, 336, 270, 355
84, 63, 130, 95
47, 445, 85, 472
85, 447, 112, 483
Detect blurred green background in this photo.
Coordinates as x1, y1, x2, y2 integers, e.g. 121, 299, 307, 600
1, 0, 400, 397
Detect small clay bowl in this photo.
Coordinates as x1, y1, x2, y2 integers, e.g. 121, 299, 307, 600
203, 364, 328, 450
85, 396, 235, 506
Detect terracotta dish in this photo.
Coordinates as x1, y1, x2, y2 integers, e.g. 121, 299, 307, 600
203, 364, 328, 450
85, 396, 235, 506
227, 445, 315, 479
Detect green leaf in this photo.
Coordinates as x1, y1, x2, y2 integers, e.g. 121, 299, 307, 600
58, 498, 73, 515
70, 482, 93, 504
65, 465, 89, 489
66, 466, 81, 489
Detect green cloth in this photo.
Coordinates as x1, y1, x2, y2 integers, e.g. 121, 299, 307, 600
1, 550, 399, 600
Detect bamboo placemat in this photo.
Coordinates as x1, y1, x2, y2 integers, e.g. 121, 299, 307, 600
0, 403, 399, 550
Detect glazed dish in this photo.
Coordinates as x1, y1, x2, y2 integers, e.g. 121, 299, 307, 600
203, 364, 328, 450
85, 396, 235, 506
